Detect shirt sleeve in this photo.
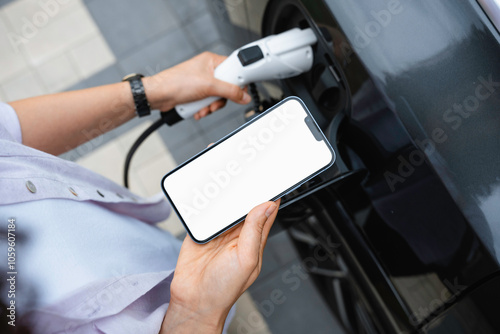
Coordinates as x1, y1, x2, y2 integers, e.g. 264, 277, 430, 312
0, 102, 23, 143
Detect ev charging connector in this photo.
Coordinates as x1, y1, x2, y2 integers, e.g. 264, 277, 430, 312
124, 27, 318, 187
164, 27, 317, 125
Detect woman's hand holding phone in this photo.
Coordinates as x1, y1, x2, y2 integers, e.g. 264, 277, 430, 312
160, 200, 280, 333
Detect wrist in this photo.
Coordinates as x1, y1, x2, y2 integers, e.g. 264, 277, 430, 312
161, 300, 227, 334
142, 74, 175, 111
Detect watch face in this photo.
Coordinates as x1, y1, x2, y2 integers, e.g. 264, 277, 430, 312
122, 73, 144, 81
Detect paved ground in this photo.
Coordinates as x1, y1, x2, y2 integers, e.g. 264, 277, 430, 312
0, 0, 343, 332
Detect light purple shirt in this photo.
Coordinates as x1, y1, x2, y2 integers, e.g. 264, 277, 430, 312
0, 103, 171, 223
0, 102, 183, 333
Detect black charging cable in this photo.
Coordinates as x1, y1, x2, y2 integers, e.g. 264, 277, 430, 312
249, 83, 261, 109
123, 88, 264, 188
123, 111, 173, 188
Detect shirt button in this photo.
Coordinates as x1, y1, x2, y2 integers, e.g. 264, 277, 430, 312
25, 180, 37, 193
68, 187, 78, 197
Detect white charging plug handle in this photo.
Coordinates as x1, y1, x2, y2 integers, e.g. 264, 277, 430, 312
173, 28, 317, 121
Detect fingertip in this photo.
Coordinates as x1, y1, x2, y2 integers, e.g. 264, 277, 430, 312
265, 202, 278, 218
244, 202, 272, 229
241, 91, 251, 104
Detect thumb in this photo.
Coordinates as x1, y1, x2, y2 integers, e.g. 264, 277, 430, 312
238, 201, 278, 260
210, 79, 252, 105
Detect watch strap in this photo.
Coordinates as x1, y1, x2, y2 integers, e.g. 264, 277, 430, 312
123, 74, 151, 117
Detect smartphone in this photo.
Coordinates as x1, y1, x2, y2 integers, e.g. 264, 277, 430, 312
161, 97, 335, 243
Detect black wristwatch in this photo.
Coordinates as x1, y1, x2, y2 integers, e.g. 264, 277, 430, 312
122, 73, 151, 117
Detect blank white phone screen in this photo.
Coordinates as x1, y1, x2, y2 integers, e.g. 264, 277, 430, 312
162, 98, 334, 242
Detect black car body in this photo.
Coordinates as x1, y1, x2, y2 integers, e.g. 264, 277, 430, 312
214, 0, 500, 332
